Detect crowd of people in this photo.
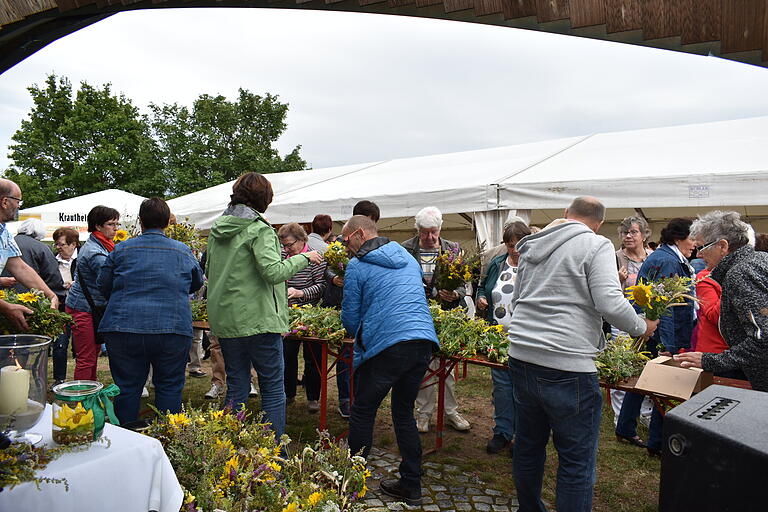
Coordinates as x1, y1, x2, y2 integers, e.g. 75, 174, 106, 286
1, 172, 767, 511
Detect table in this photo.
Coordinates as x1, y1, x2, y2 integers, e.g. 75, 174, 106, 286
0, 405, 183, 512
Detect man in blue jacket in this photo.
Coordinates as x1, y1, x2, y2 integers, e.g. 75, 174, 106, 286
341, 215, 438, 506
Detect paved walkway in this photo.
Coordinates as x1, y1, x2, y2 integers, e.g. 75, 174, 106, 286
362, 448, 519, 512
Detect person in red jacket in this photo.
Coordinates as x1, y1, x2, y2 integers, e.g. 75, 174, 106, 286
694, 268, 728, 354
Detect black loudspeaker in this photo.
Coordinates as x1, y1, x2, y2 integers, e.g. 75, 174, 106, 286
659, 384, 768, 511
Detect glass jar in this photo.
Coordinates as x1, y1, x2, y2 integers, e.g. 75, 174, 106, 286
52, 380, 103, 444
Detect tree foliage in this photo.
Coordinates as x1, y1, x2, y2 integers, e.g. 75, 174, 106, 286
5, 75, 166, 207
4, 75, 306, 207
149, 89, 306, 197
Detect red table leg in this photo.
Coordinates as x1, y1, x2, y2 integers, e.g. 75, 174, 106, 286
319, 342, 328, 431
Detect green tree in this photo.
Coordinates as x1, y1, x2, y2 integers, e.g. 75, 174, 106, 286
5, 74, 166, 207
150, 88, 306, 197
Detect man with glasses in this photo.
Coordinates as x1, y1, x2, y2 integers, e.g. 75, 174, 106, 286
0, 178, 60, 329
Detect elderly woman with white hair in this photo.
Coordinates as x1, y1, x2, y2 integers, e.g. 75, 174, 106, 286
401, 206, 470, 433
0, 218, 66, 301
675, 211, 768, 391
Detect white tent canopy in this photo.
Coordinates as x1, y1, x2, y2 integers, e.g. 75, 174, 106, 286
168, 116, 768, 247
11, 189, 147, 240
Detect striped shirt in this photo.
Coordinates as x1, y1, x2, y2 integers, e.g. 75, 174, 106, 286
286, 259, 328, 307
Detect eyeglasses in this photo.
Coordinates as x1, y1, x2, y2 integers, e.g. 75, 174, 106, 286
341, 229, 360, 247
281, 239, 300, 250
5, 196, 23, 207
696, 239, 720, 253
621, 229, 642, 236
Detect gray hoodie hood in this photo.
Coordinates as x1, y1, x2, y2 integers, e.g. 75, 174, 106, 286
506, 220, 646, 372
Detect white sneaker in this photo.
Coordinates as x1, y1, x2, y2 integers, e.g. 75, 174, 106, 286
249, 383, 259, 397
205, 384, 223, 399
141, 387, 149, 398
416, 415, 430, 433
446, 413, 471, 431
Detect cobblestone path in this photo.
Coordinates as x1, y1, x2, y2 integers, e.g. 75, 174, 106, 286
361, 448, 519, 512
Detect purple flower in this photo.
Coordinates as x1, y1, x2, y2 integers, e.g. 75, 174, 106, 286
230, 467, 237, 480
187, 502, 196, 512
236, 409, 247, 422
280, 487, 287, 497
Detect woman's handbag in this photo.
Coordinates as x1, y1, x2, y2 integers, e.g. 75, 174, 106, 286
77, 270, 106, 344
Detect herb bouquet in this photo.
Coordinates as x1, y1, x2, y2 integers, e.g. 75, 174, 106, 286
429, 302, 507, 361
596, 333, 652, 384
288, 305, 348, 346
324, 241, 349, 277
190, 298, 208, 322
144, 406, 369, 512
166, 219, 207, 255
0, 289, 72, 338
434, 246, 480, 294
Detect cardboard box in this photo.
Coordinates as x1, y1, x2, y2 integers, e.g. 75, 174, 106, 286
634, 356, 714, 400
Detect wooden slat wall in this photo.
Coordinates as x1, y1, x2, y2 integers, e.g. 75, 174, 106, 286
764, 4, 768, 61
0, 0, 56, 25
387, 0, 416, 8
569, 0, 604, 28
502, 0, 536, 20
603, 0, 641, 33
680, 0, 721, 45
445, 0, 474, 12
535, 0, 569, 23
721, 0, 765, 53
414, 0, 443, 7
641, 0, 681, 40
474, 0, 502, 17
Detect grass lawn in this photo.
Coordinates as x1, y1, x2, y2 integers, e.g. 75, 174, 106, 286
50, 353, 660, 511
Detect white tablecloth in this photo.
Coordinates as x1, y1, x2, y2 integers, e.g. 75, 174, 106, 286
0, 404, 183, 512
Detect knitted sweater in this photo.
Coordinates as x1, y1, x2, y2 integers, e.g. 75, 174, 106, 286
702, 245, 768, 391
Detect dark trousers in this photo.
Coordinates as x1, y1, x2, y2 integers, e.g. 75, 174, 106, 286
349, 340, 432, 494
104, 332, 191, 424
52, 325, 72, 381
336, 344, 353, 404
510, 358, 602, 512
616, 391, 664, 451
283, 338, 321, 401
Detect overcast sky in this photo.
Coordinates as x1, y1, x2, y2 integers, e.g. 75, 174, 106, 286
2, 8, 768, 174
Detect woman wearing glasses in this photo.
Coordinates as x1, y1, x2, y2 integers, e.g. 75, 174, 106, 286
676, 211, 768, 391
65, 206, 120, 381
277, 222, 327, 413
616, 216, 653, 291
616, 217, 696, 456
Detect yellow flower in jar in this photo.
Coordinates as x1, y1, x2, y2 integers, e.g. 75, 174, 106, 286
54, 402, 94, 431
17, 292, 38, 304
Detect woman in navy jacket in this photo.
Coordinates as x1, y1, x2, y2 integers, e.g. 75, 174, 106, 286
616, 218, 696, 456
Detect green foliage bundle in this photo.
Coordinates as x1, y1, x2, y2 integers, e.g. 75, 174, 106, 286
288, 306, 347, 347
428, 302, 507, 361
190, 298, 208, 322
144, 406, 369, 512
596, 333, 651, 385
0, 289, 72, 339
166, 219, 207, 255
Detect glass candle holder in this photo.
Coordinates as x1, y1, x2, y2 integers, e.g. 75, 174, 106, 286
0, 335, 51, 444
52, 380, 103, 444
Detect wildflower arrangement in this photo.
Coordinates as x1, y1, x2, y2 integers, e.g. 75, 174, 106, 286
113, 229, 130, 243
288, 305, 348, 346
434, 246, 480, 296
0, 289, 72, 338
625, 275, 697, 321
143, 406, 369, 512
166, 219, 207, 255
324, 241, 349, 277
596, 333, 651, 384
190, 298, 208, 322
428, 302, 507, 361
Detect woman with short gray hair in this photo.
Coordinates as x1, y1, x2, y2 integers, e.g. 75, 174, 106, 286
616, 215, 652, 290
676, 211, 768, 391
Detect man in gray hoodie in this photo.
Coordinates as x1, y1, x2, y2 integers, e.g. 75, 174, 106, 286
506, 197, 658, 512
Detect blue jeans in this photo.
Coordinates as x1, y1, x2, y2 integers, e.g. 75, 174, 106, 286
491, 366, 516, 441
510, 358, 602, 512
104, 332, 191, 424
616, 391, 663, 451
336, 345, 353, 405
220, 333, 286, 439
52, 325, 72, 381
349, 340, 432, 494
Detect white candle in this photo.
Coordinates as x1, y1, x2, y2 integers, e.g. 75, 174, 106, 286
0, 364, 30, 415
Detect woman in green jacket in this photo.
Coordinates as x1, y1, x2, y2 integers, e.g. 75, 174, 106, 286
206, 172, 323, 438
476, 220, 531, 455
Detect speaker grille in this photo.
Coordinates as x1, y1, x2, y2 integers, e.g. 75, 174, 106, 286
693, 397, 739, 421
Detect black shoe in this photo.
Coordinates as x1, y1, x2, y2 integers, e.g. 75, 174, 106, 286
647, 446, 662, 457
379, 479, 421, 506
616, 434, 647, 448
188, 370, 207, 378
486, 433, 511, 454
338, 401, 351, 419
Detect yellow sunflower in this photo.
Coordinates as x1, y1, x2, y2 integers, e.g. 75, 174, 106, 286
113, 230, 129, 242
17, 292, 38, 304
625, 281, 653, 308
